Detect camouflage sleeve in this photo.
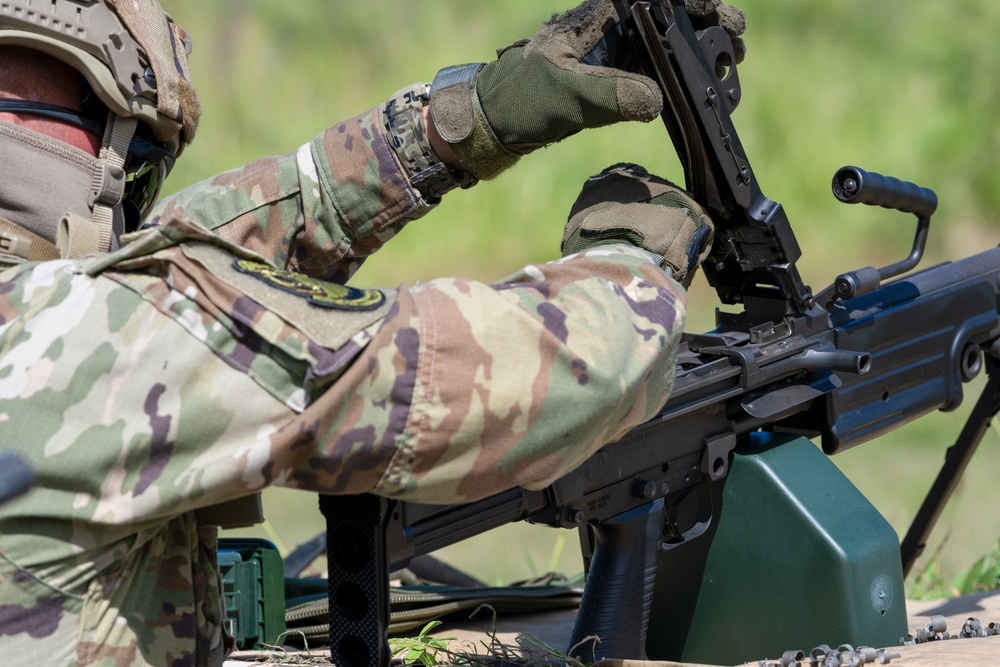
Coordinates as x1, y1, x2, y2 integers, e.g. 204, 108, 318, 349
149, 105, 437, 283
0, 225, 685, 517
286, 243, 686, 503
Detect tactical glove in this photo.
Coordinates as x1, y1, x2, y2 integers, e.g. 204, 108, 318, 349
429, 0, 746, 181
562, 163, 713, 288
687, 0, 747, 63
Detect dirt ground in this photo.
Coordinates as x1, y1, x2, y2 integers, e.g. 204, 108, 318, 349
432, 591, 1000, 666
225, 590, 1000, 666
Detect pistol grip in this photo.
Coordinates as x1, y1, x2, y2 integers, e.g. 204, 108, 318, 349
568, 498, 664, 661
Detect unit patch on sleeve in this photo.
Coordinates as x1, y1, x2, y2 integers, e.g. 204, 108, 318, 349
233, 259, 385, 310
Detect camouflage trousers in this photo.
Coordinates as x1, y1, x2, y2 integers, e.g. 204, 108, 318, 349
0, 217, 685, 664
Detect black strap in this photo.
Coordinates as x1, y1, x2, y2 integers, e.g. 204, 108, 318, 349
0, 99, 105, 136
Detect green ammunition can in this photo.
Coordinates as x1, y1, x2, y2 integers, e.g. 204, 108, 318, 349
218, 538, 287, 650
646, 433, 907, 664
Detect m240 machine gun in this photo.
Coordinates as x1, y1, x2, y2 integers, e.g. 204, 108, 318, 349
315, 3, 1000, 666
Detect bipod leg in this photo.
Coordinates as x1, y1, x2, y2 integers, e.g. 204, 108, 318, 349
900, 355, 1000, 575
318, 493, 391, 667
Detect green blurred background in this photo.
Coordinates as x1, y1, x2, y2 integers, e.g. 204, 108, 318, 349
163, 1, 1000, 592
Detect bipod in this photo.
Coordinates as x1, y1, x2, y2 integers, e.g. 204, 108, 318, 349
900, 352, 1000, 574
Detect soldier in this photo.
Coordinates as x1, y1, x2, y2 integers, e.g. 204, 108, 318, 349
0, 0, 741, 664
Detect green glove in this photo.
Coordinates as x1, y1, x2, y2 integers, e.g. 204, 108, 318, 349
429, 0, 747, 181
562, 163, 714, 288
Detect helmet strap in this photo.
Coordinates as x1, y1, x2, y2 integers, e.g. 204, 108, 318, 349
90, 113, 137, 250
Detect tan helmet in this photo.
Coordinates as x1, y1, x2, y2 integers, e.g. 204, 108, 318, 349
0, 0, 200, 154
0, 0, 202, 242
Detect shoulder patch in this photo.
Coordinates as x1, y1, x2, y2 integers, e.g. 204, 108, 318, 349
232, 259, 385, 311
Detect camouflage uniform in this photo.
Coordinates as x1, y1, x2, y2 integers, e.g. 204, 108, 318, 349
0, 104, 687, 665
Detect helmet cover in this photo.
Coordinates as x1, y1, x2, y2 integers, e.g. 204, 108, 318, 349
0, 0, 200, 154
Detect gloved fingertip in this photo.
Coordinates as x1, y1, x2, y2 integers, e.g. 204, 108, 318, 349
715, 4, 747, 36
732, 37, 747, 64
685, 0, 722, 18
616, 76, 664, 122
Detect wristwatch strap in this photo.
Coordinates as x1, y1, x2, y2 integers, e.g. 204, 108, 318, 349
383, 82, 476, 201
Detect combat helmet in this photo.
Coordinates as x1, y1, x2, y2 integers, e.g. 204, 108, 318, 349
0, 0, 200, 234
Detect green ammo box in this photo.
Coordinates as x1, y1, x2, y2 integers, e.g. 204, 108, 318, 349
646, 432, 907, 664
218, 538, 287, 649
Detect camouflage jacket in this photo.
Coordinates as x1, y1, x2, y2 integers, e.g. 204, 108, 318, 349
0, 106, 687, 665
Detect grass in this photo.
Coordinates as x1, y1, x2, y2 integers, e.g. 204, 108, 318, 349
388, 608, 589, 667
161, 0, 1000, 588
909, 540, 1000, 600
389, 620, 458, 667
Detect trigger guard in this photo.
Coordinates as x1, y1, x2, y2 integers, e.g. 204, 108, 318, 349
660, 481, 715, 551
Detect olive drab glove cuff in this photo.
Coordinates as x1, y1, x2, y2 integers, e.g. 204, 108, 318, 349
562, 163, 714, 288
428, 0, 746, 182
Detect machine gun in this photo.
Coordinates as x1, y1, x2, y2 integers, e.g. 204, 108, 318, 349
316, 2, 1000, 666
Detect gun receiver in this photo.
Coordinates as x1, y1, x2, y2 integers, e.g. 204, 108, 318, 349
318, 3, 1000, 666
